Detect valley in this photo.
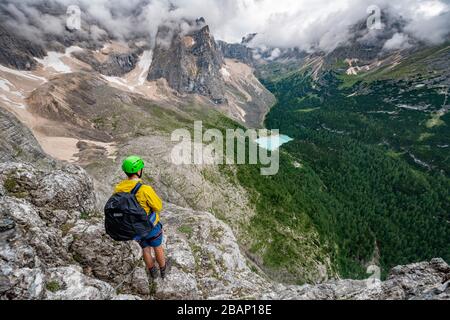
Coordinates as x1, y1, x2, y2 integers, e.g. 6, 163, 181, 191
254, 44, 450, 278
0, 0, 449, 300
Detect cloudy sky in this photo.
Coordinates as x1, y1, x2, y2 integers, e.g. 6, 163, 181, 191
1, 0, 449, 52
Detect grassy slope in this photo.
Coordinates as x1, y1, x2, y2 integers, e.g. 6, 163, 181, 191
338, 43, 450, 88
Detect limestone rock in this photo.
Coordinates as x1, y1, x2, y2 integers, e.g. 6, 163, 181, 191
148, 18, 226, 103
1, 160, 448, 300
0, 162, 145, 297
217, 40, 255, 66
0, 25, 46, 70
69, 220, 149, 296
0, 162, 96, 212
0, 108, 49, 164
262, 258, 450, 300
153, 204, 273, 300
43, 266, 141, 300
72, 50, 141, 77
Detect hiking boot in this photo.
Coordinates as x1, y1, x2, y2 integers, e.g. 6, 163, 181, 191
148, 266, 159, 280
160, 259, 171, 279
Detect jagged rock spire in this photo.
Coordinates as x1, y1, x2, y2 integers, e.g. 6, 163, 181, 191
148, 18, 226, 104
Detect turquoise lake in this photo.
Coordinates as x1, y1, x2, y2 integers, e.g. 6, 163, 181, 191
254, 135, 293, 151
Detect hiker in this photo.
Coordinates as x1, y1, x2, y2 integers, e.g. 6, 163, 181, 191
105, 155, 168, 280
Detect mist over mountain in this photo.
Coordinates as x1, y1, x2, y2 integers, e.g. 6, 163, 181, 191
0, 0, 449, 53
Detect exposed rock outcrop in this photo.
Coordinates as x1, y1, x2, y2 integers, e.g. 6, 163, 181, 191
220, 58, 275, 127
0, 25, 46, 70
0, 162, 142, 300
0, 108, 49, 164
152, 204, 272, 300
1, 160, 448, 300
217, 40, 255, 66
264, 258, 450, 300
72, 50, 141, 77
148, 18, 226, 104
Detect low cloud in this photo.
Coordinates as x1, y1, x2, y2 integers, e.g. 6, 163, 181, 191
383, 33, 412, 51
0, 0, 449, 52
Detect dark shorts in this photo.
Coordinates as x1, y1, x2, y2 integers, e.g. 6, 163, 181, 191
137, 223, 164, 249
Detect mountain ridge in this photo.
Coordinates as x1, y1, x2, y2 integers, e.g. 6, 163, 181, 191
0, 3, 449, 299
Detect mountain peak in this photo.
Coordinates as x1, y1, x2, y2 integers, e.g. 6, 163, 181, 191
148, 18, 226, 103
242, 33, 257, 45
196, 17, 206, 27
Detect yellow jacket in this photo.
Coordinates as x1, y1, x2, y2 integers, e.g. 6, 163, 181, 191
114, 179, 163, 225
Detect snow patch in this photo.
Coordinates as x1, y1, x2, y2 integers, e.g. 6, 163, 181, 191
0, 64, 47, 83
345, 58, 370, 76
35, 46, 83, 74
346, 67, 358, 75
102, 75, 135, 92
65, 46, 83, 55
346, 65, 370, 75
0, 94, 26, 109
137, 50, 153, 86
35, 52, 71, 73
0, 77, 25, 98
0, 78, 13, 91
220, 67, 231, 78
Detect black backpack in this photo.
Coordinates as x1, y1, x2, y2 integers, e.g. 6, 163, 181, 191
104, 182, 154, 241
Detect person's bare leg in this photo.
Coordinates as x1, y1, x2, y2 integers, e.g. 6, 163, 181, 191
153, 246, 166, 268
142, 247, 155, 269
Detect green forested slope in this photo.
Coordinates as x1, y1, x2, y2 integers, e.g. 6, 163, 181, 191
226, 48, 450, 281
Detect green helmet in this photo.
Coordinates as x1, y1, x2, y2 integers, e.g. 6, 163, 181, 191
122, 156, 145, 174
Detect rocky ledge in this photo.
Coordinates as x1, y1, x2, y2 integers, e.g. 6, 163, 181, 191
0, 161, 448, 300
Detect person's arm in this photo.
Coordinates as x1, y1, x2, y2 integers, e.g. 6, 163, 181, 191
143, 185, 163, 213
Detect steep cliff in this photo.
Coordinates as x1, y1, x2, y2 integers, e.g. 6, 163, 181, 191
0, 25, 46, 70
1, 160, 448, 300
217, 40, 255, 66
0, 108, 48, 164
0, 110, 448, 300
148, 18, 226, 104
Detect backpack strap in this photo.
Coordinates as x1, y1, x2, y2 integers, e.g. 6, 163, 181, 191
130, 182, 143, 195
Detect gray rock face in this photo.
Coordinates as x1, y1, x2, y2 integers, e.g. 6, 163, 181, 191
72, 50, 141, 77
0, 162, 141, 300
217, 40, 255, 66
0, 162, 96, 212
148, 18, 226, 104
152, 204, 272, 300
264, 258, 450, 300
0, 25, 46, 70
0, 108, 49, 164
68, 220, 149, 296
45, 266, 141, 300
0, 160, 448, 300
